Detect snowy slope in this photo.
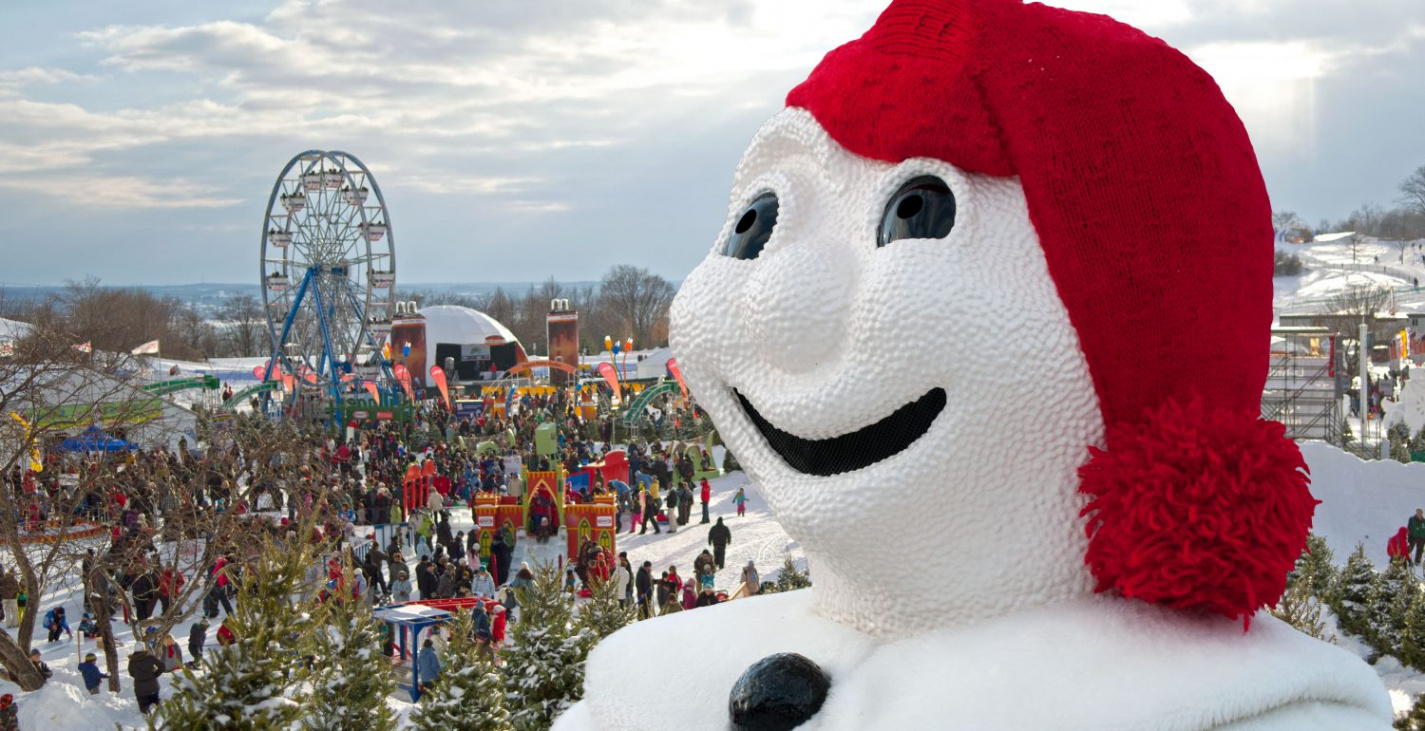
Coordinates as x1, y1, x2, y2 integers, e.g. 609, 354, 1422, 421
1274, 236, 1425, 316
1300, 440, 1425, 567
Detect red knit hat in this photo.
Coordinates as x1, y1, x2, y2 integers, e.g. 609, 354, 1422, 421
787, 0, 1316, 624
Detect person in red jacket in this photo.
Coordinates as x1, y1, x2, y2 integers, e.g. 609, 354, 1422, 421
490, 603, 507, 648
700, 478, 712, 524
591, 552, 611, 583
157, 566, 184, 616
215, 619, 236, 646
1388, 526, 1411, 564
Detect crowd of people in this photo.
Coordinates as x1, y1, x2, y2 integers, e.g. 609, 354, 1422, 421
0, 378, 763, 721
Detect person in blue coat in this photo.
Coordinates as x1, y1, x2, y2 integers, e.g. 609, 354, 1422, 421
79, 652, 108, 695
416, 638, 441, 696
43, 606, 72, 642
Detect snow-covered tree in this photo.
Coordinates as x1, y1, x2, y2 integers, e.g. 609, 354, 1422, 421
1401, 589, 1425, 672
152, 540, 327, 731
774, 556, 812, 592
1368, 561, 1412, 655
302, 599, 398, 731
504, 561, 594, 731
1334, 544, 1377, 637
578, 575, 635, 642
1397, 691, 1425, 730
1293, 534, 1337, 601
411, 611, 512, 731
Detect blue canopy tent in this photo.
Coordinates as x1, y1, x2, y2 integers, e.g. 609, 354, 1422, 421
372, 602, 452, 701
56, 426, 138, 453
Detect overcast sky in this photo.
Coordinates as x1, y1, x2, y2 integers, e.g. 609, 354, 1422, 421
1, 0, 1422, 286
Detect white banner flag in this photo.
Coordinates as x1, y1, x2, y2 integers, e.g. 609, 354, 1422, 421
131, 339, 160, 355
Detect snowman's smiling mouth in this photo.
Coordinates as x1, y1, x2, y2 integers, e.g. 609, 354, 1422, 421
734, 387, 946, 477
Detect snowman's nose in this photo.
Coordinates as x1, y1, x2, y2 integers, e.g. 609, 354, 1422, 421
740, 245, 851, 373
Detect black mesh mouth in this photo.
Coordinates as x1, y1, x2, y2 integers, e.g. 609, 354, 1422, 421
734, 387, 946, 477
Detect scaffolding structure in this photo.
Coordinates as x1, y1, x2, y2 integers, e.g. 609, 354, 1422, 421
1261, 327, 1343, 445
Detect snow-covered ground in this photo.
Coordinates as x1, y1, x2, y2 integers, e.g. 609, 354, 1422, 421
1274, 235, 1425, 316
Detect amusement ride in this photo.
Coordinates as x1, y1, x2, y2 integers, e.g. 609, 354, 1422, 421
259, 150, 397, 418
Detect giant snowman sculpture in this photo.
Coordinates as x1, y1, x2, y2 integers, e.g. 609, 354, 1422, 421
557, 0, 1393, 729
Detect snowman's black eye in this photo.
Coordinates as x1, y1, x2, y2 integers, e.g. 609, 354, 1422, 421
722, 193, 779, 261
878, 176, 956, 247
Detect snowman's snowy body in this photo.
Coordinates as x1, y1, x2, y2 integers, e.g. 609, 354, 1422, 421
555, 109, 1392, 730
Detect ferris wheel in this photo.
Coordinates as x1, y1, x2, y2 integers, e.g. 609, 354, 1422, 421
259, 150, 396, 412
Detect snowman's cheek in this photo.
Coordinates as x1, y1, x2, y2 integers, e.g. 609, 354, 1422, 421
670, 257, 748, 379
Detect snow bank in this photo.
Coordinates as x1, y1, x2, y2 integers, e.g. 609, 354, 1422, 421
1385, 378, 1425, 432
1301, 441, 1425, 566
5, 664, 148, 731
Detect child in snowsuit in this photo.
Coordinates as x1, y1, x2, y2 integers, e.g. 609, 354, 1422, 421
188, 617, 208, 667
732, 487, 747, 517
78, 612, 100, 639
79, 652, 108, 695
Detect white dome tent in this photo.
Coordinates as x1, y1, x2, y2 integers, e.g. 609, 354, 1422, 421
418, 305, 527, 381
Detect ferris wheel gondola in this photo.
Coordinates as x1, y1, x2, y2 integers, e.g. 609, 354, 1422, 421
259, 150, 397, 417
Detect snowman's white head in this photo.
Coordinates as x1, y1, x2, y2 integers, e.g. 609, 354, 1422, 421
671, 108, 1102, 635
671, 0, 1317, 635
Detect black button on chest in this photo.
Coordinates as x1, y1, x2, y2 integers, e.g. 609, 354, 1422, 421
728, 653, 831, 731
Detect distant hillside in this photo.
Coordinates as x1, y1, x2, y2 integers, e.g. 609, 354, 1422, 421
0, 281, 603, 316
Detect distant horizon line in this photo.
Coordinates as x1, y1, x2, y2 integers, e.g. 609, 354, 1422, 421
0, 279, 611, 289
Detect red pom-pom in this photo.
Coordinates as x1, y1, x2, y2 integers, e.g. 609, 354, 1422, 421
1078, 398, 1318, 628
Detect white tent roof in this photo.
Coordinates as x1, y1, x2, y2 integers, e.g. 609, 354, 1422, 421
0, 317, 31, 341
419, 305, 520, 347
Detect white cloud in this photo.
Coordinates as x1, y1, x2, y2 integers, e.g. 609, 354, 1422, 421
0, 175, 243, 209
0, 0, 1420, 282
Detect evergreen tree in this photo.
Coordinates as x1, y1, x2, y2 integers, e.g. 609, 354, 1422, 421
1334, 544, 1377, 637
1368, 561, 1412, 656
1270, 578, 1329, 641
722, 448, 741, 473
1397, 692, 1425, 730
1402, 588, 1425, 672
1292, 534, 1337, 601
504, 561, 595, 731
578, 576, 635, 643
153, 540, 328, 731
411, 611, 512, 731
774, 556, 812, 593
1390, 422, 1414, 463
301, 599, 398, 731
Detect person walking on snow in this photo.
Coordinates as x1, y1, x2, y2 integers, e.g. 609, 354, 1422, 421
0, 570, 18, 629
709, 517, 732, 569
188, 617, 208, 667
417, 638, 442, 695
732, 486, 747, 517
79, 652, 108, 695
700, 478, 712, 524
1409, 508, 1425, 566
128, 643, 165, 715
741, 560, 760, 597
